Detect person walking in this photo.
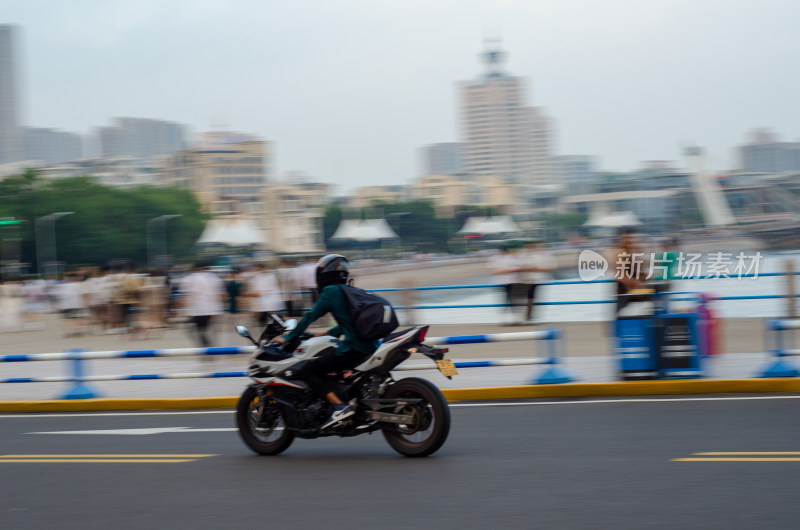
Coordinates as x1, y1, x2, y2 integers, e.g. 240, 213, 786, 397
489, 246, 523, 324
518, 241, 556, 322
247, 262, 284, 328
223, 267, 245, 342
85, 266, 112, 334
275, 258, 299, 317
180, 262, 225, 351
0, 279, 24, 333
295, 257, 318, 312
118, 264, 145, 338
22, 277, 47, 330
55, 273, 88, 337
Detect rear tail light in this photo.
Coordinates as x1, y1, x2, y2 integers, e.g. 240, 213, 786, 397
417, 326, 428, 342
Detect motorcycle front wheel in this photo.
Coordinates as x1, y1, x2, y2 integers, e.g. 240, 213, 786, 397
381, 377, 451, 457
236, 386, 295, 455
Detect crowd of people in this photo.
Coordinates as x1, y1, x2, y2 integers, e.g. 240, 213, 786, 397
0, 258, 321, 347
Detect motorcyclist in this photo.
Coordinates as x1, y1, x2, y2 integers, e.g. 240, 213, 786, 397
271, 254, 380, 429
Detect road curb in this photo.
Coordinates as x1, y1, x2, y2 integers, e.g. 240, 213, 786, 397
442, 378, 800, 401
1, 379, 799, 412
0, 397, 238, 413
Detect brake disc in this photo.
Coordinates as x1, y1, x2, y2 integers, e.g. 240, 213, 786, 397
396, 405, 426, 435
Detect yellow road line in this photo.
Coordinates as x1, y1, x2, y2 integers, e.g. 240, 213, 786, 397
674, 458, 800, 462
0, 459, 196, 463
0, 454, 217, 458
693, 452, 800, 456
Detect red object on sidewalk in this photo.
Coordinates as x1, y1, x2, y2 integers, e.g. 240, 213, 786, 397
697, 293, 721, 356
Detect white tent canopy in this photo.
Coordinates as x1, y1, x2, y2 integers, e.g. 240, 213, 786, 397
583, 211, 642, 228
330, 219, 362, 240
457, 216, 521, 235
196, 218, 269, 247
329, 218, 399, 242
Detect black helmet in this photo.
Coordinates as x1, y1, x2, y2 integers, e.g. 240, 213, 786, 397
316, 254, 349, 290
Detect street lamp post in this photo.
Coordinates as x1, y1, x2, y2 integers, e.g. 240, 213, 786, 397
147, 214, 182, 270
35, 212, 74, 278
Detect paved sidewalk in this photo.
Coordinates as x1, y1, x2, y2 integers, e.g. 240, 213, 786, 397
0, 313, 782, 401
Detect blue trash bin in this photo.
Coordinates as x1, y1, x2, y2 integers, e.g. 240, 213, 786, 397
615, 296, 657, 380
653, 311, 703, 379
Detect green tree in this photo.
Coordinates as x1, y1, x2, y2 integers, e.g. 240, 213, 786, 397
0, 170, 208, 273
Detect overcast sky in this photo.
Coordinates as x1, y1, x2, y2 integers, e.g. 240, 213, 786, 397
6, 0, 800, 193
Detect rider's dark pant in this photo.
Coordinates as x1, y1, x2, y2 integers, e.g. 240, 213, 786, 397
299, 348, 369, 398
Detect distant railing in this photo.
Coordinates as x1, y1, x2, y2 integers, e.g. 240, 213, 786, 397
301, 271, 800, 310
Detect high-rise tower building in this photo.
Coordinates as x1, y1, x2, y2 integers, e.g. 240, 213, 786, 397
0, 25, 20, 165
420, 142, 465, 176
97, 117, 187, 162
20, 127, 83, 164
458, 42, 556, 186
738, 128, 800, 174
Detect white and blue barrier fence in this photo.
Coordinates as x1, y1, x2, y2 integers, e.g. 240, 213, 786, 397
759, 319, 800, 378
0, 346, 252, 399
422, 329, 574, 385
0, 329, 572, 399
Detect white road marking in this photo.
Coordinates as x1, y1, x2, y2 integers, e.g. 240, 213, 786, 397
1, 394, 799, 421
27, 427, 237, 435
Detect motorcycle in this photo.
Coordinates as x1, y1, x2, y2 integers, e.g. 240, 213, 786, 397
234, 314, 458, 457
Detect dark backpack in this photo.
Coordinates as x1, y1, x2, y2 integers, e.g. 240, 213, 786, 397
340, 285, 399, 341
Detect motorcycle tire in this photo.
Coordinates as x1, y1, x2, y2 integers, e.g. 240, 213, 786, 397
381, 377, 451, 457
236, 386, 295, 455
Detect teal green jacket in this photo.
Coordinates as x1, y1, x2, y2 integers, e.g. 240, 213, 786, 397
283, 284, 380, 356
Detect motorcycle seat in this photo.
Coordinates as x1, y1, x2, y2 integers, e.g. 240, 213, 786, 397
383, 327, 415, 342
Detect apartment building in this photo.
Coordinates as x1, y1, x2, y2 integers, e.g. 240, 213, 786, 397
458, 43, 556, 187
264, 180, 330, 254
349, 185, 409, 209
158, 132, 271, 216
411, 173, 517, 217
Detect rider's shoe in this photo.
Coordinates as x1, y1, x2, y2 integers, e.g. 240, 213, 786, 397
321, 403, 354, 430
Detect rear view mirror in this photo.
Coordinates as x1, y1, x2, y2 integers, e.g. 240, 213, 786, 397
236, 325, 257, 345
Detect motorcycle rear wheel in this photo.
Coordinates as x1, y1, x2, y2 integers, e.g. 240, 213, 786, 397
236, 386, 295, 455
381, 377, 451, 457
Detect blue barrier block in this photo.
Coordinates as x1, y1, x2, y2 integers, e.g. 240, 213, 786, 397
61, 384, 100, 399
59, 350, 101, 400
530, 360, 577, 385
759, 359, 800, 378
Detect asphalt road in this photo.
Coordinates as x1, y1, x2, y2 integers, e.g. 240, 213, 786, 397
1, 395, 800, 529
